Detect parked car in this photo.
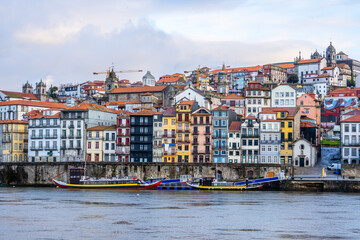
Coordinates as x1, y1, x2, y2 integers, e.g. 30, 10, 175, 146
327, 163, 341, 170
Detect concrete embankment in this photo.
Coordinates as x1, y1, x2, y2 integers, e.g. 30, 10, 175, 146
0, 162, 286, 186
275, 179, 360, 192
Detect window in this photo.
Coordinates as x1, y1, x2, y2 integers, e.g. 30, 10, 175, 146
254, 140, 258, 146
88, 142, 91, 149
288, 121, 292, 128
352, 124, 356, 132
95, 142, 99, 149
281, 122, 285, 128
242, 140, 247, 146
344, 124, 349, 132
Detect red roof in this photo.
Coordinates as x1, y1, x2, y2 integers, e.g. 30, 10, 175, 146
65, 102, 115, 113
212, 106, 230, 111
341, 114, 360, 122
297, 59, 320, 64
322, 66, 335, 70
261, 119, 279, 122
87, 125, 117, 131
0, 90, 38, 100
0, 120, 28, 124
221, 94, 244, 100
110, 85, 167, 94
178, 100, 195, 106
131, 109, 162, 116
229, 121, 241, 131
211, 65, 263, 74
0, 100, 67, 109
275, 63, 295, 69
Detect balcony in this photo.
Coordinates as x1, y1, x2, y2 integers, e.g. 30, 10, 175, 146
177, 128, 184, 133
45, 146, 58, 151
31, 135, 43, 139
69, 124, 75, 128
45, 135, 58, 139
241, 134, 259, 138
2, 138, 11, 143
192, 141, 199, 145
342, 142, 360, 146
120, 142, 130, 146
184, 129, 190, 133
192, 150, 198, 154
61, 135, 67, 139
30, 146, 43, 151
193, 131, 199, 135
205, 131, 211, 135
205, 141, 211, 145
260, 140, 281, 144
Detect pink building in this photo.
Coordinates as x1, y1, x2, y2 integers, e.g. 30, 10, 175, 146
297, 93, 321, 126
191, 107, 212, 163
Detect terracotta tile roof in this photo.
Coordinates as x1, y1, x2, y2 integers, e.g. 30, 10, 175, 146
245, 115, 257, 119
337, 63, 350, 69
178, 100, 195, 106
337, 51, 346, 55
0, 90, 39, 100
141, 92, 153, 96
259, 109, 277, 114
110, 85, 167, 94
87, 125, 117, 131
131, 109, 162, 116
211, 65, 262, 74
163, 107, 176, 117
157, 73, 185, 84
229, 121, 241, 131
322, 66, 335, 70
212, 105, 230, 111
317, 74, 331, 78
329, 88, 355, 95
28, 111, 61, 119
275, 63, 295, 69
0, 100, 67, 109
65, 102, 115, 113
192, 107, 211, 115
0, 120, 28, 124
248, 81, 261, 84
297, 59, 320, 64
221, 93, 244, 99
262, 107, 299, 117
261, 119, 279, 122
341, 114, 360, 122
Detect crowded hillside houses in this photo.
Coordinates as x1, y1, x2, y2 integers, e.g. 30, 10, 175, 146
1, 42, 360, 168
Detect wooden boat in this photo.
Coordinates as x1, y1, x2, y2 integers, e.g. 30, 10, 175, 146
51, 167, 161, 190
186, 177, 262, 191
52, 178, 162, 190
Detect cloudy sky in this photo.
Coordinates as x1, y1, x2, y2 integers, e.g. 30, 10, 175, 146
1, 0, 359, 90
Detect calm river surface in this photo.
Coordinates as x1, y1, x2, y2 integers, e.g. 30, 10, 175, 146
0, 188, 359, 240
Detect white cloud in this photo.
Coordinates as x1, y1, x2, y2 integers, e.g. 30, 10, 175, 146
0, 0, 360, 91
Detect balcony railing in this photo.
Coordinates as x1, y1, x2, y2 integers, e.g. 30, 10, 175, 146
192, 141, 199, 145
30, 146, 43, 151
45, 135, 58, 139
260, 140, 281, 144
342, 142, 360, 146
69, 124, 75, 128
2, 138, 11, 143
45, 146, 58, 151
31, 135, 43, 139
193, 131, 199, 135
242, 134, 259, 138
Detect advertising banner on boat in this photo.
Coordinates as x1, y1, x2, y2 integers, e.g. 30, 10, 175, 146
324, 97, 358, 110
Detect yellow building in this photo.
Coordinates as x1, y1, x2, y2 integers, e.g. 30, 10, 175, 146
86, 125, 117, 162
274, 108, 300, 164
0, 120, 28, 162
176, 100, 197, 163
162, 107, 177, 162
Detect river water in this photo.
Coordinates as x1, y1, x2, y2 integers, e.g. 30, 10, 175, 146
1, 188, 359, 240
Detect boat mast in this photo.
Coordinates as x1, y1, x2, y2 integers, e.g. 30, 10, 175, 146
84, 158, 87, 179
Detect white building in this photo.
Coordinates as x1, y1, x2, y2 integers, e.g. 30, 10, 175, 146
103, 127, 117, 162
221, 94, 246, 115
0, 100, 67, 121
28, 110, 61, 162
296, 58, 327, 82
153, 113, 163, 162
175, 87, 207, 108
340, 114, 360, 164
293, 139, 317, 167
271, 84, 296, 107
142, 71, 156, 86
228, 121, 241, 163
259, 118, 281, 164
58, 84, 82, 98
60, 102, 117, 162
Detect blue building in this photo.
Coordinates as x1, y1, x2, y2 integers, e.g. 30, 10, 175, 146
212, 106, 238, 163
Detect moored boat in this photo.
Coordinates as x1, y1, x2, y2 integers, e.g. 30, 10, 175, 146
52, 178, 162, 190
186, 177, 262, 191
51, 167, 161, 190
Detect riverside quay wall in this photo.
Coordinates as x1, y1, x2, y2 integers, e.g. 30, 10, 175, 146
0, 162, 289, 186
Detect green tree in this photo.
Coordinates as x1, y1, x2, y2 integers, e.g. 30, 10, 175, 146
48, 86, 58, 99
287, 74, 299, 84
347, 74, 355, 87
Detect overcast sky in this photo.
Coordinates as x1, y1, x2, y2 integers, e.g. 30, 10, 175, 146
1, 0, 359, 91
